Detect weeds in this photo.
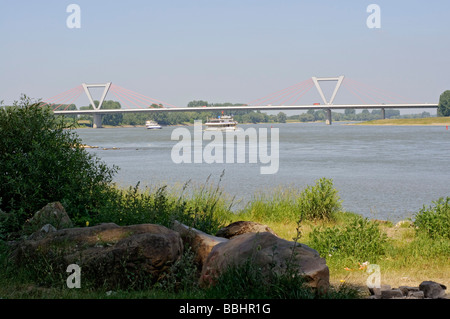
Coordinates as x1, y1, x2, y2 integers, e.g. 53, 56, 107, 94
308, 215, 388, 263
414, 197, 450, 240
238, 178, 342, 223
297, 177, 342, 221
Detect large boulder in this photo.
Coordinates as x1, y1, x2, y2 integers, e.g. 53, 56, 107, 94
419, 281, 447, 299
216, 221, 278, 239
24, 202, 73, 234
172, 220, 228, 267
199, 232, 329, 292
11, 223, 183, 288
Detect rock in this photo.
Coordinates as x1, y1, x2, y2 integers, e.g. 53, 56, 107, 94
172, 220, 228, 267
368, 284, 391, 296
419, 281, 447, 299
367, 283, 446, 299
407, 291, 424, 299
381, 288, 404, 299
215, 221, 278, 239
11, 223, 183, 288
200, 232, 329, 292
28, 224, 57, 240
398, 286, 419, 296
24, 202, 73, 234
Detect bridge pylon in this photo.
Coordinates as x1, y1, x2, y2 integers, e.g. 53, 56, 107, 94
81, 82, 112, 128
311, 76, 344, 125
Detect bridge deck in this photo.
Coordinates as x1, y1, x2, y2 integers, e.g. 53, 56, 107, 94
54, 103, 438, 115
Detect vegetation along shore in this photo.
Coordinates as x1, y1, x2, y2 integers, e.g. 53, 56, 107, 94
0, 96, 448, 299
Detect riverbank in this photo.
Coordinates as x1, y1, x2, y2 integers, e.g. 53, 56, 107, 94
355, 117, 450, 126
1, 181, 448, 299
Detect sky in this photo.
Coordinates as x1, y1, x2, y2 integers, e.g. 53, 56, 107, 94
1, 0, 449, 113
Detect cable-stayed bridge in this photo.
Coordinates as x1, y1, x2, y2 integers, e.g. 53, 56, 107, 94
39, 76, 438, 128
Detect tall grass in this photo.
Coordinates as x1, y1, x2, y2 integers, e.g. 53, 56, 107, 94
237, 177, 342, 223
239, 186, 301, 223
93, 173, 234, 234
413, 197, 450, 240
307, 215, 388, 264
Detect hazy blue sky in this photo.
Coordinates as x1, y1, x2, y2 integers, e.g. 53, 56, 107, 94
1, 0, 449, 111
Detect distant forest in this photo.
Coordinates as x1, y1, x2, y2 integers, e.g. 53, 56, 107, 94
50, 100, 433, 127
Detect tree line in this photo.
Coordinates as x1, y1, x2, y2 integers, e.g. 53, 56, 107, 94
73, 100, 288, 126
73, 100, 435, 126
4, 97, 441, 127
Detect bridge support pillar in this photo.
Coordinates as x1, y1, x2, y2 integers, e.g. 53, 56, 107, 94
93, 113, 103, 129
381, 108, 386, 119
326, 108, 332, 125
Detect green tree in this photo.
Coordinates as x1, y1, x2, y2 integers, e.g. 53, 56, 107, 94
438, 90, 450, 117
344, 108, 355, 121
276, 112, 287, 123
187, 100, 209, 107
299, 113, 315, 122
96, 100, 122, 126
0, 96, 117, 233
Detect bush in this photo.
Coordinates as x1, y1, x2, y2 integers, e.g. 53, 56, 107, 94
205, 255, 361, 299
308, 215, 388, 262
297, 177, 342, 221
94, 177, 232, 235
238, 186, 300, 223
0, 96, 117, 233
237, 178, 342, 223
438, 90, 450, 117
414, 197, 450, 240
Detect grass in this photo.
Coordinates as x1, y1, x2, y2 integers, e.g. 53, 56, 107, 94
356, 116, 450, 125
0, 178, 449, 299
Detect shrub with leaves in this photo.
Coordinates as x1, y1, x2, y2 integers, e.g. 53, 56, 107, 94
297, 177, 342, 221
308, 215, 388, 262
0, 96, 117, 233
414, 197, 450, 240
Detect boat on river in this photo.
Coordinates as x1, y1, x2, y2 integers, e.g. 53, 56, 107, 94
145, 120, 162, 129
204, 115, 238, 131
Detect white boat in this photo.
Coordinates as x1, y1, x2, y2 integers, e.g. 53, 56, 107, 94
145, 120, 162, 129
204, 115, 238, 131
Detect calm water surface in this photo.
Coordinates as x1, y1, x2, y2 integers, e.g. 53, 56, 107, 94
75, 123, 450, 222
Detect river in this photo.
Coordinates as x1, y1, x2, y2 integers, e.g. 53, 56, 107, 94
74, 122, 450, 222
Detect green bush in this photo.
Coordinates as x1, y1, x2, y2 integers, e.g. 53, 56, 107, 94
238, 186, 300, 223
0, 97, 117, 233
308, 215, 388, 262
93, 177, 232, 235
237, 178, 342, 223
414, 197, 450, 239
205, 256, 361, 299
297, 177, 342, 221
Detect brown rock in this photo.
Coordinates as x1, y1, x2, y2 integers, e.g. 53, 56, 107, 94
216, 221, 278, 239
172, 220, 228, 267
12, 223, 183, 288
25, 202, 73, 234
381, 288, 404, 299
200, 232, 329, 292
419, 281, 447, 299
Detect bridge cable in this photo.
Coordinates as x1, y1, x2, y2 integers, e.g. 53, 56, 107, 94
50, 86, 84, 111
112, 84, 179, 108
341, 80, 368, 104
292, 81, 315, 105
345, 78, 414, 104
39, 85, 83, 108
245, 78, 313, 106
109, 85, 146, 109
269, 79, 314, 105
342, 79, 378, 104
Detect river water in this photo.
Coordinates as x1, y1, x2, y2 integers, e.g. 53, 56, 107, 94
75, 122, 450, 222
